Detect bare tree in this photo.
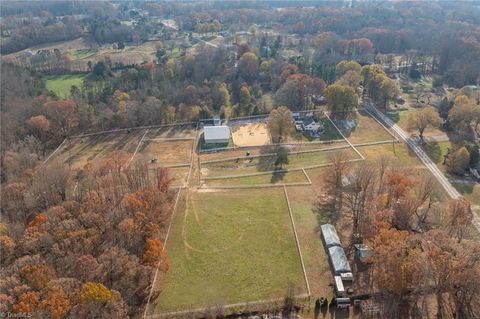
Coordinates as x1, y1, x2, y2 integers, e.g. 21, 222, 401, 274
344, 161, 378, 237
322, 151, 349, 224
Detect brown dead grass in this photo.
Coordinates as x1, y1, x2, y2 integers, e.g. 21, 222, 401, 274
146, 124, 197, 139
137, 139, 194, 167
52, 130, 147, 170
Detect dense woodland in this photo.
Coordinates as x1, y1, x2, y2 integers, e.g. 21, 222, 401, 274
1, 1, 480, 318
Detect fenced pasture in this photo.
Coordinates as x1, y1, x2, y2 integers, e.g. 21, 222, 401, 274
147, 188, 307, 315
48, 123, 197, 188
332, 109, 399, 144
51, 129, 148, 169
199, 146, 361, 179
137, 139, 194, 168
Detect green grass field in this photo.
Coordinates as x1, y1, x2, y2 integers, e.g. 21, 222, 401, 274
342, 111, 396, 144
150, 189, 305, 313
69, 49, 97, 60
201, 147, 360, 178
203, 169, 309, 187
453, 183, 480, 205
45, 73, 90, 98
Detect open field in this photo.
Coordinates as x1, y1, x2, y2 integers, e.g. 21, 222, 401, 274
1, 37, 92, 59
201, 169, 310, 187
339, 110, 397, 144
149, 188, 305, 313
45, 73, 90, 98
137, 139, 194, 167
69, 49, 97, 60
285, 186, 332, 298
169, 167, 191, 187
50, 125, 196, 172
200, 147, 361, 178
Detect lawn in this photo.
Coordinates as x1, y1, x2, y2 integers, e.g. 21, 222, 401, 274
340, 110, 396, 144
285, 186, 333, 298
150, 189, 305, 313
290, 118, 344, 142
453, 182, 480, 205
45, 73, 90, 98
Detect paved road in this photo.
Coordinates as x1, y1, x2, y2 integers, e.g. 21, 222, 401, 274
363, 103, 480, 232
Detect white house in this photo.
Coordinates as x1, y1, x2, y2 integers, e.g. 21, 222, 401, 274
303, 119, 322, 132
204, 125, 230, 144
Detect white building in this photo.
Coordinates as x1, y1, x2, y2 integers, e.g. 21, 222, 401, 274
204, 125, 230, 144
303, 119, 322, 132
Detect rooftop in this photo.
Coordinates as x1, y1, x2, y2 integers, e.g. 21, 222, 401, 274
204, 125, 230, 141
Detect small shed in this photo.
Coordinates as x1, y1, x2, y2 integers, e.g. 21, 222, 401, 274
204, 125, 230, 144
321, 224, 341, 248
336, 298, 351, 309
213, 116, 221, 126
328, 246, 352, 275
334, 276, 345, 297
354, 244, 373, 262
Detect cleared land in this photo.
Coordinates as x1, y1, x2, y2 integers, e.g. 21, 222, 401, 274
146, 124, 197, 140
231, 122, 270, 146
52, 129, 147, 169
168, 167, 191, 187
149, 188, 305, 313
137, 140, 194, 167
45, 73, 90, 98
